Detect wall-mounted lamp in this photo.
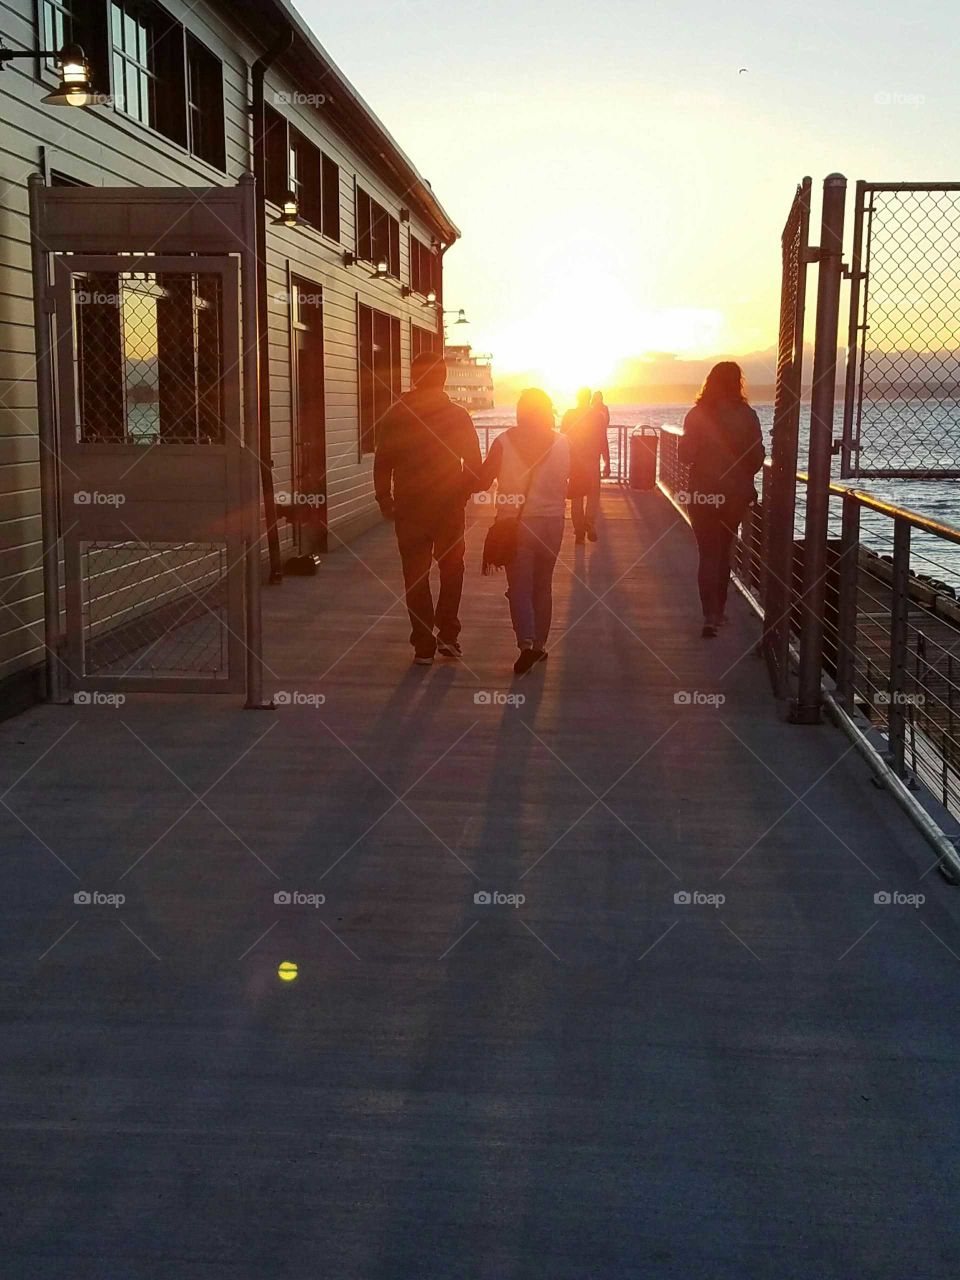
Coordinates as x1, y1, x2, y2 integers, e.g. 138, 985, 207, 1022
342, 251, 356, 267
0, 41, 105, 107
423, 291, 438, 307
401, 285, 412, 298
399, 208, 410, 223
443, 308, 469, 326
372, 260, 389, 280
272, 191, 304, 228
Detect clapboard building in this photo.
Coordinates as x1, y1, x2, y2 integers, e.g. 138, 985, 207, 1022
0, 0, 458, 715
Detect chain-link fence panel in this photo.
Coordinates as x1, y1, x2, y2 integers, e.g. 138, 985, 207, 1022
81, 541, 229, 678
842, 184, 960, 477
73, 271, 225, 445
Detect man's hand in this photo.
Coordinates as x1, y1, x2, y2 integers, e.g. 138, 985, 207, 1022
377, 499, 395, 522
602, 464, 612, 480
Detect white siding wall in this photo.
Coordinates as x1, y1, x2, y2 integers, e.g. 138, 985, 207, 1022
0, 0, 447, 689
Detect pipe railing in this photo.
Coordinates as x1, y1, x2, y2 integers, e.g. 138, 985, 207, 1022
477, 423, 633, 484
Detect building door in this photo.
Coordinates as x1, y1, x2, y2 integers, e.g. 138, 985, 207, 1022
291, 279, 327, 560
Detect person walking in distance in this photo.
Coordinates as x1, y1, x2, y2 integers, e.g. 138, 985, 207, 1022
562, 387, 611, 544
679, 362, 765, 638
375, 351, 482, 665
475, 389, 571, 674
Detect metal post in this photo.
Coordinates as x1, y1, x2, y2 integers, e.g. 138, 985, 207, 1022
28, 174, 65, 703
794, 174, 847, 723
887, 517, 911, 776
834, 492, 861, 710
239, 174, 269, 709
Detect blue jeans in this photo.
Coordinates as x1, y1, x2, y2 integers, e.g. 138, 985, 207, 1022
505, 516, 565, 649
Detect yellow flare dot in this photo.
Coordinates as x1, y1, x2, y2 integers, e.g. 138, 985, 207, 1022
277, 960, 298, 982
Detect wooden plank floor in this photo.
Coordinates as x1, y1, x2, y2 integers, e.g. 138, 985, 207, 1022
2, 488, 960, 1279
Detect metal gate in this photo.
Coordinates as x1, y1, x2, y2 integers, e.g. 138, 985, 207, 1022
761, 177, 812, 697
29, 178, 264, 704
840, 182, 960, 478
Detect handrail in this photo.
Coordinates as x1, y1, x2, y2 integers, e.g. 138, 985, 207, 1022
796, 472, 960, 547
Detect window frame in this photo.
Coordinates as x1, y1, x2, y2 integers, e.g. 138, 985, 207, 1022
185, 31, 226, 172
356, 186, 400, 278
264, 108, 341, 242
357, 300, 401, 456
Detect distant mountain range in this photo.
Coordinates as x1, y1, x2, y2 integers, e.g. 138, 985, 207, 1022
492, 345, 959, 407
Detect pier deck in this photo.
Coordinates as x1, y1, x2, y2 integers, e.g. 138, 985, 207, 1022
2, 488, 960, 1278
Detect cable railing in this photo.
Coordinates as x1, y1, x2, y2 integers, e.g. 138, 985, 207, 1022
659, 421, 960, 830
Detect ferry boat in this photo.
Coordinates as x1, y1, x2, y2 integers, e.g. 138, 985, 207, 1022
444, 344, 495, 411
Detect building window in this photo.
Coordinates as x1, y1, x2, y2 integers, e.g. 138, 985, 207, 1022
41, 0, 76, 69
356, 187, 400, 277
410, 236, 438, 297
290, 128, 321, 227
264, 109, 340, 240
111, 1, 153, 126
358, 302, 401, 454
411, 323, 438, 360
264, 105, 288, 206
110, 1, 188, 147
186, 34, 225, 170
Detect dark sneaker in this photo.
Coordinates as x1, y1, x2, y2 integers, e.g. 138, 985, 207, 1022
414, 653, 435, 666
574, 534, 586, 546
437, 640, 462, 659
587, 527, 598, 542
701, 624, 718, 639
514, 647, 545, 675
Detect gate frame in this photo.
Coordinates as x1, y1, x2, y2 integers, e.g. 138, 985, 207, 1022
28, 174, 266, 707
840, 180, 960, 480
762, 176, 812, 700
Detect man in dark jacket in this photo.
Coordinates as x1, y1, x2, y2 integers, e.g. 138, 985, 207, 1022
374, 352, 482, 665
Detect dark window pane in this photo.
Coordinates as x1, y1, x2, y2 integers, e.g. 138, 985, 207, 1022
321, 154, 340, 241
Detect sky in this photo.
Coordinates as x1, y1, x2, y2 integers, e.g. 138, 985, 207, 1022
296, 0, 959, 403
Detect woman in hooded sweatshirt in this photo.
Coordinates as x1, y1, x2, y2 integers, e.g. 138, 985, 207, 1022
476, 389, 571, 673
679, 362, 765, 638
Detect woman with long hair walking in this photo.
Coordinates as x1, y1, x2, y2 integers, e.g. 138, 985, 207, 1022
679, 362, 765, 638
476, 389, 571, 673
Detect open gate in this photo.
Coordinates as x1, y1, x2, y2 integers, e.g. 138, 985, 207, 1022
840, 182, 960, 479
29, 177, 265, 705
761, 177, 812, 698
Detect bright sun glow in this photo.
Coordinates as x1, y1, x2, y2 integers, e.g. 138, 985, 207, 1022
488, 245, 725, 405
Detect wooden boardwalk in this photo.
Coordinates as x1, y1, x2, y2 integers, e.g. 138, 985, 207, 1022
2, 488, 960, 1278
